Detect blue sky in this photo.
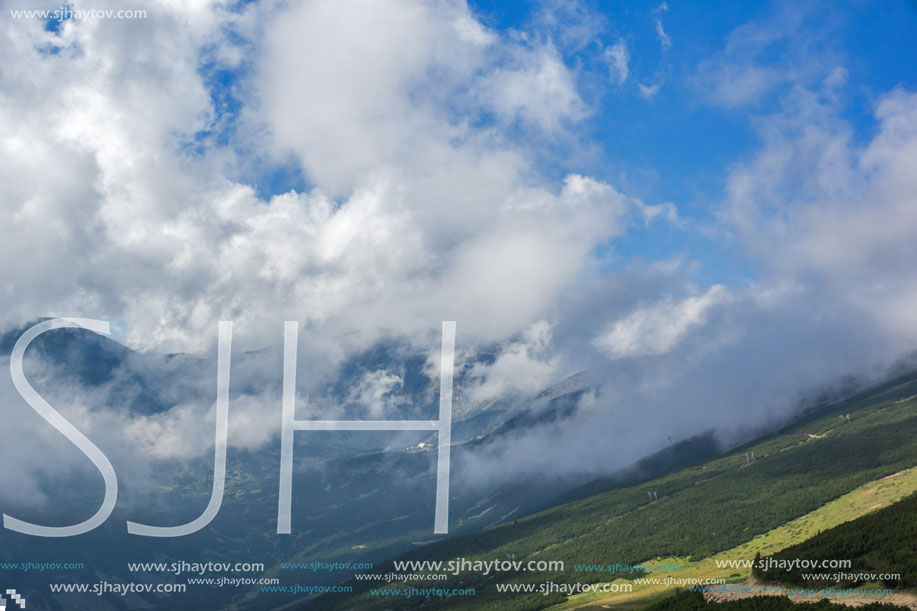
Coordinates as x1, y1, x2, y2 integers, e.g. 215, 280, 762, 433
468, 0, 917, 286
220, 0, 917, 291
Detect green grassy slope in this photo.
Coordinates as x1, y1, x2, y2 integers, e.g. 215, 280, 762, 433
755, 491, 917, 588
304, 370, 917, 611
550, 466, 917, 609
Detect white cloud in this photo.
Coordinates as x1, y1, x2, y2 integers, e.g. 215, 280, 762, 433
695, 63, 783, 108
464, 320, 561, 403
652, 2, 670, 50
0, 0, 623, 356
691, 4, 828, 109
723, 85, 917, 340
456, 16, 917, 486
346, 370, 408, 419
636, 200, 682, 227
478, 44, 587, 131
604, 39, 629, 85
259, 0, 584, 193
639, 79, 664, 100
0, 3, 638, 502
594, 285, 728, 359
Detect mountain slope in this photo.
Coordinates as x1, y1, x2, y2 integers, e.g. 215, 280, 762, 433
0, 324, 601, 610
755, 491, 917, 589
306, 370, 917, 610
556, 466, 917, 609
